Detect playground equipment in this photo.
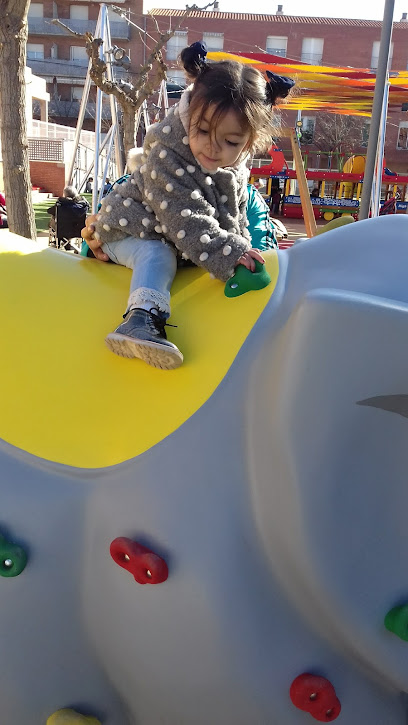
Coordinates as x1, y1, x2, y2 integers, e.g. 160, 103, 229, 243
2, 214, 408, 723
251, 151, 408, 225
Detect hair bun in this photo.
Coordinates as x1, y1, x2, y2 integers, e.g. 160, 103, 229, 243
180, 41, 208, 78
265, 70, 295, 104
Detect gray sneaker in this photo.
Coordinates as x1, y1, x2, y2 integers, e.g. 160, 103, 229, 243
105, 308, 183, 370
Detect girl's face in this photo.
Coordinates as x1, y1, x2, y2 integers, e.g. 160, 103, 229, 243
189, 105, 251, 172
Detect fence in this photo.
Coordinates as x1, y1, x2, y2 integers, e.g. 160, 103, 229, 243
30, 120, 95, 149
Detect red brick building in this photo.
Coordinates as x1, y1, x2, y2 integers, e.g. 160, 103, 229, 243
27, 0, 131, 127
147, 7, 408, 172
26, 1, 408, 171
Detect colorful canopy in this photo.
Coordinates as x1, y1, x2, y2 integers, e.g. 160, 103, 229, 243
207, 51, 408, 116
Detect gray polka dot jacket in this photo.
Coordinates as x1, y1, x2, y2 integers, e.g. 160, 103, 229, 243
93, 91, 252, 282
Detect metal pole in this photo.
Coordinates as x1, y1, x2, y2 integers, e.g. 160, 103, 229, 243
359, 0, 395, 220
67, 11, 102, 185
98, 125, 115, 206
163, 79, 169, 115
372, 80, 390, 216
104, 10, 124, 177
142, 101, 150, 132
77, 125, 114, 191
92, 4, 108, 213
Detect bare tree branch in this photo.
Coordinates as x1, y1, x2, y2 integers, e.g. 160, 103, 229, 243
55, 1, 215, 155
49, 18, 85, 38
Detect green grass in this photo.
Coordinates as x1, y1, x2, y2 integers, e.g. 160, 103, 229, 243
33, 198, 56, 234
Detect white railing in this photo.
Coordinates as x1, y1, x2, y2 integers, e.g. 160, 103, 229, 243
30, 120, 95, 149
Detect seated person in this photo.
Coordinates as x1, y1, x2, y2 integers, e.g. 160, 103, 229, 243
47, 186, 89, 249
85, 177, 93, 193
247, 184, 278, 250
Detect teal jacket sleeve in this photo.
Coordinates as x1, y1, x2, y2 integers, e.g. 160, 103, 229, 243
246, 184, 278, 251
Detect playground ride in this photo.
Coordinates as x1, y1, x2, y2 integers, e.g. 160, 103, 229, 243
2, 214, 408, 723
250, 150, 408, 222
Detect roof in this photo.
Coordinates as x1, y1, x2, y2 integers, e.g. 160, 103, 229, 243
149, 9, 408, 27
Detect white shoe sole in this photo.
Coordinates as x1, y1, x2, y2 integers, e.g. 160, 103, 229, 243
105, 332, 183, 370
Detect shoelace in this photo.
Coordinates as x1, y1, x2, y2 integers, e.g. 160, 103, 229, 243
148, 308, 177, 336
123, 307, 177, 337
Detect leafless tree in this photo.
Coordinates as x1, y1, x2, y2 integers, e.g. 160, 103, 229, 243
311, 113, 367, 169
0, 0, 36, 239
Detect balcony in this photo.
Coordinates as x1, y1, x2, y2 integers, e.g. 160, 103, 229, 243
27, 57, 127, 82
28, 17, 130, 40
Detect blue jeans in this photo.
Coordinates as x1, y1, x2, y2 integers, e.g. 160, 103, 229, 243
101, 237, 177, 318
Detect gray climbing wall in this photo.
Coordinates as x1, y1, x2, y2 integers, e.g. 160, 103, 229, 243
1, 215, 408, 723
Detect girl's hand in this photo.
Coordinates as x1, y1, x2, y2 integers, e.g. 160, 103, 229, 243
81, 214, 109, 262
236, 248, 265, 272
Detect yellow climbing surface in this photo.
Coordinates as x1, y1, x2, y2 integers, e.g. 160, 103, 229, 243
0, 234, 278, 468
46, 708, 101, 724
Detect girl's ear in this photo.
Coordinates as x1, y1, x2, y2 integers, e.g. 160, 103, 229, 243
241, 140, 253, 162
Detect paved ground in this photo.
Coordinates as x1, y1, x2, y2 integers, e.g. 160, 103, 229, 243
275, 216, 327, 250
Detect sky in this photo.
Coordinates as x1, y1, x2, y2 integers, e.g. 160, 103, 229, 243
143, 0, 407, 22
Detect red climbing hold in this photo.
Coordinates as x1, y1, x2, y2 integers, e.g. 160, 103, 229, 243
290, 674, 341, 722
110, 537, 168, 584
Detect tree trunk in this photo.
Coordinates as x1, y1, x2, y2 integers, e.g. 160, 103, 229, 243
122, 103, 137, 158
0, 0, 36, 239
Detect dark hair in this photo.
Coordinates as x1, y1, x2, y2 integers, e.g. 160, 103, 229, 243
180, 44, 294, 152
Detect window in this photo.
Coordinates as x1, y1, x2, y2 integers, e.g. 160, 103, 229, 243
266, 36, 287, 57
70, 5, 88, 20
301, 116, 316, 144
167, 68, 187, 85
27, 43, 44, 59
202, 32, 224, 51
397, 121, 408, 150
70, 45, 88, 65
108, 7, 127, 23
166, 31, 188, 61
28, 3, 43, 17
71, 86, 84, 101
371, 40, 394, 69
301, 38, 324, 64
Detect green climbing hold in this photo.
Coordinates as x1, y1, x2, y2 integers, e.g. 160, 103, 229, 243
0, 534, 27, 577
384, 604, 408, 641
224, 259, 271, 298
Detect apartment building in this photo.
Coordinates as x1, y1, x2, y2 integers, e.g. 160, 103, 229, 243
26, 0, 132, 128
146, 6, 408, 171
26, 1, 408, 170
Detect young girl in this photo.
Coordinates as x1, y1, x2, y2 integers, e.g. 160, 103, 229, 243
92, 42, 294, 370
